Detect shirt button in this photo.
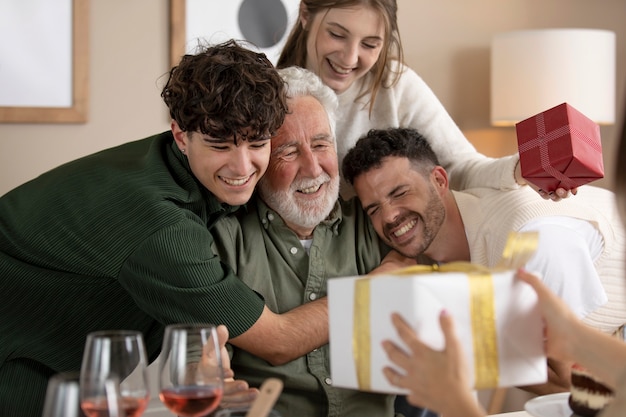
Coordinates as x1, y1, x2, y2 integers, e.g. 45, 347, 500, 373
324, 377, 332, 385
309, 293, 317, 301
290, 247, 298, 255
267, 213, 275, 221
261, 218, 267, 224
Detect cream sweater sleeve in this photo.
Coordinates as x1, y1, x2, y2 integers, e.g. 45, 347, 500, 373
335, 64, 520, 193
391, 66, 520, 191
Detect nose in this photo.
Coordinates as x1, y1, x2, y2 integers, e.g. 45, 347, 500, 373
342, 41, 359, 66
230, 146, 253, 175
380, 201, 400, 224
299, 148, 324, 179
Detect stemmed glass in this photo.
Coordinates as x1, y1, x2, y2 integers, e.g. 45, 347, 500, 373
80, 330, 150, 417
42, 372, 87, 417
158, 324, 224, 417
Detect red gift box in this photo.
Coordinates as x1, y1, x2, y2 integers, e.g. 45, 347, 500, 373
515, 102, 604, 192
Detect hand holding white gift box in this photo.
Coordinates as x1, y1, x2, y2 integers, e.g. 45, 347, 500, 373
328, 264, 548, 394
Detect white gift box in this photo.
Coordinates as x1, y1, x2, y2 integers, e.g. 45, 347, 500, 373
328, 267, 547, 394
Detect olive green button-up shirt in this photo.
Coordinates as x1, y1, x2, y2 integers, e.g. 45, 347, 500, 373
213, 197, 395, 417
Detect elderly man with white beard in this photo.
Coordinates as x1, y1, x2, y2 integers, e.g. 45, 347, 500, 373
211, 66, 413, 417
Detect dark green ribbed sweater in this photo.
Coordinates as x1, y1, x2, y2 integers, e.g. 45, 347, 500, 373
0, 131, 264, 416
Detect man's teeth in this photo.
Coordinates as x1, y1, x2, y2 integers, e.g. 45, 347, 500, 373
300, 184, 322, 194
223, 176, 249, 186
329, 61, 352, 74
393, 219, 417, 237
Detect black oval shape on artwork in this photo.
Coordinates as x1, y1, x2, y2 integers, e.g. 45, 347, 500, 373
238, 0, 289, 48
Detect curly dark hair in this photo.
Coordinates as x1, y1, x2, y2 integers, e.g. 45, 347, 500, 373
342, 127, 440, 184
162, 40, 288, 142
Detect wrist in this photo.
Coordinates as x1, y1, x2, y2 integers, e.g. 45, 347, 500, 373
514, 158, 527, 186
441, 391, 486, 417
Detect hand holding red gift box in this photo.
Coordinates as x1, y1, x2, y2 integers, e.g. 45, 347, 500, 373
516, 102, 604, 192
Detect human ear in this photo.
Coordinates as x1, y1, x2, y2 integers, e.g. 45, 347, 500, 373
170, 120, 188, 152
431, 166, 450, 192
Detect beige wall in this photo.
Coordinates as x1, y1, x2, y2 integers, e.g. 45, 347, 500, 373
0, 0, 172, 195
0, 0, 624, 196
1, 1, 623, 412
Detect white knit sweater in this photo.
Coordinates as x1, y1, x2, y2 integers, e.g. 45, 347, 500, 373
336, 63, 520, 197
454, 185, 626, 334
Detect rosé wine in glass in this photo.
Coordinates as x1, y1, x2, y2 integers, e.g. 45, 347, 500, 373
159, 385, 223, 417
81, 394, 148, 417
158, 324, 224, 417
80, 330, 150, 417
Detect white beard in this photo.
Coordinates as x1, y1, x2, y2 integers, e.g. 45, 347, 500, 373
259, 173, 340, 229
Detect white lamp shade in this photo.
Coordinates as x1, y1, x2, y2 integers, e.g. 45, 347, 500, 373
491, 29, 616, 126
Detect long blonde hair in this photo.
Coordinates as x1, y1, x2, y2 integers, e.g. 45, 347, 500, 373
277, 0, 404, 115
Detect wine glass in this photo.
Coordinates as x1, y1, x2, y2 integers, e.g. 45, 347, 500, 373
42, 372, 86, 417
80, 330, 150, 417
158, 324, 224, 417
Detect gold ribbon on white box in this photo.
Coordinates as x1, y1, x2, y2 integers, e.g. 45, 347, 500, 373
352, 231, 539, 391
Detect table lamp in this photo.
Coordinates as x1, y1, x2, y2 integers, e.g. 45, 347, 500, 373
490, 28, 616, 126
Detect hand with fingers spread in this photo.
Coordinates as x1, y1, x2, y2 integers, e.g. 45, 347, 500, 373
382, 312, 485, 417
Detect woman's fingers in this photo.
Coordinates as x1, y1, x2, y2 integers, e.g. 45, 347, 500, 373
382, 365, 404, 387
438, 310, 459, 355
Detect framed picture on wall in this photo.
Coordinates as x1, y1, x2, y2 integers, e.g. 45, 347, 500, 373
169, 0, 300, 67
0, 0, 89, 124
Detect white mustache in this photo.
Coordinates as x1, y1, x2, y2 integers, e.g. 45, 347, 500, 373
291, 173, 330, 192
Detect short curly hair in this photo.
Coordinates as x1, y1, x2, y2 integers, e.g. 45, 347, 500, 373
342, 127, 440, 184
162, 40, 288, 142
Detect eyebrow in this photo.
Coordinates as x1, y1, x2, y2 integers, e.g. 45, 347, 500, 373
272, 133, 334, 155
205, 137, 231, 144
362, 184, 406, 213
326, 22, 384, 42
272, 140, 299, 156
362, 200, 379, 214
203, 133, 271, 145
311, 133, 334, 143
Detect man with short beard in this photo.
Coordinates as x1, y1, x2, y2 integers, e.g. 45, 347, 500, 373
211, 67, 412, 417
342, 126, 626, 397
